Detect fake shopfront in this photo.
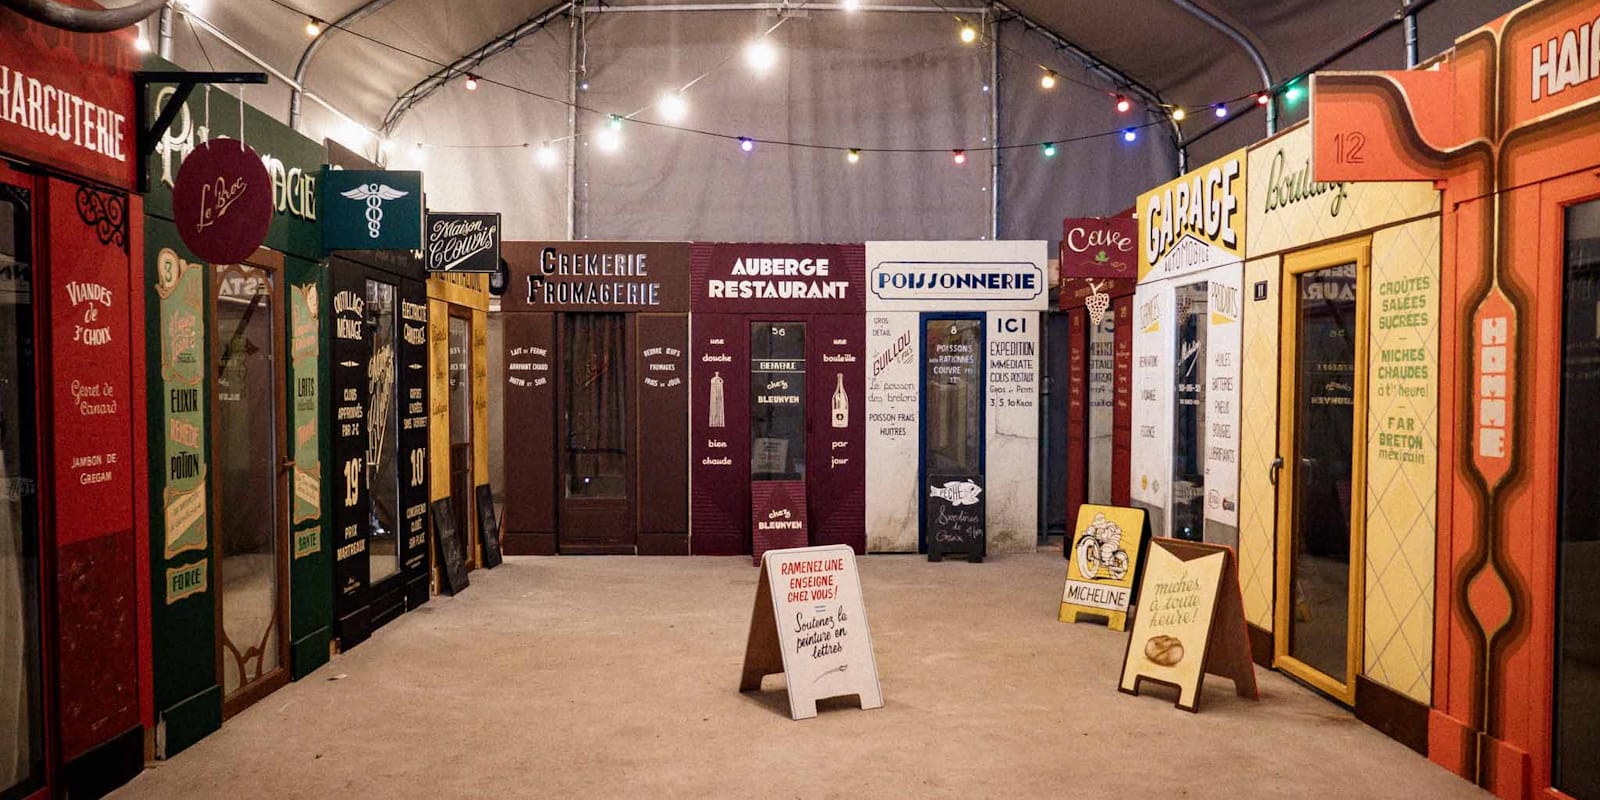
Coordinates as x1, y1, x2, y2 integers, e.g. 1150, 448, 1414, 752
1312, 0, 1600, 795
143, 64, 333, 754
1, 13, 146, 797
864, 241, 1047, 558
426, 271, 490, 567
499, 242, 690, 555
1236, 122, 1441, 747
324, 142, 431, 649
1131, 152, 1246, 548
691, 244, 864, 557
1059, 218, 1136, 527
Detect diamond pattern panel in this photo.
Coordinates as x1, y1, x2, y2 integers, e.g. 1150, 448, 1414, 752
1362, 218, 1439, 705
1239, 256, 1280, 630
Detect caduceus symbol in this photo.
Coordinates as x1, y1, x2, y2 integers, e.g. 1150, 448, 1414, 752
340, 183, 410, 238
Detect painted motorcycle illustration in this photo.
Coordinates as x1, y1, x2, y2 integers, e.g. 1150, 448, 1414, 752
1075, 513, 1129, 580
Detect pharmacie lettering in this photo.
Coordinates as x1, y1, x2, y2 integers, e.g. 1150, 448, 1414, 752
152, 87, 317, 221
1530, 14, 1600, 102
0, 64, 126, 162
1262, 148, 1350, 218
874, 269, 1035, 293
1144, 158, 1242, 266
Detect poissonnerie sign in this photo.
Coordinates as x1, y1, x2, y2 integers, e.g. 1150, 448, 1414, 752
869, 261, 1043, 301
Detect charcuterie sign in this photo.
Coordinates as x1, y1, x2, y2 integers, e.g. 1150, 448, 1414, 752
1060, 504, 1147, 631
739, 545, 883, 720
1117, 538, 1257, 712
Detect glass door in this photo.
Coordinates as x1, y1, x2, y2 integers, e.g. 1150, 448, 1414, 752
1274, 241, 1368, 704
921, 316, 984, 555
557, 313, 633, 552
1, 175, 45, 800
1086, 311, 1116, 505
1554, 197, 1600, 798
365, 279, 401, 586
447, 313, 474, 564
750, 322, 806, 483
1172, 281, 1208, 541
213, 260, 289, 716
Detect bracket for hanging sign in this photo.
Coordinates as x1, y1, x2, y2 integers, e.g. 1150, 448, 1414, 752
134, 71, 268, 193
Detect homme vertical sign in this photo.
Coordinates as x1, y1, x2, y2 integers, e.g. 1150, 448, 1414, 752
425, 212, 500, 273
739, 545, 883, 720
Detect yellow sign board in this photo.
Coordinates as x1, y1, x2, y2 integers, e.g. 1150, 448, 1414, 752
1137, 149, 1248, 283
1059, 504, 1147, 631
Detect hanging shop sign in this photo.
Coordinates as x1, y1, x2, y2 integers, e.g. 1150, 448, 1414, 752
501, 241, 691, 312
1062, 217, 1138, 279
171, 138, 273, 265
739, 544, 884, 720
0, 10, 138, 190
426, 211, 500, 273
321, 168, 424, 251
694, 242, 865, 313
1060, 504, 1148, 631
1138, 150, 1247, 283
867, 241, 1047, 310
1117, 538, 1257, 712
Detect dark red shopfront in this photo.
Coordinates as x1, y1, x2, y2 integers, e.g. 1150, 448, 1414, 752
690, 243, 865, 557
2, 10, 148, 799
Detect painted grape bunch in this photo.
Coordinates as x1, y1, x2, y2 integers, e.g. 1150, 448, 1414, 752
1086, 288, 1111, 326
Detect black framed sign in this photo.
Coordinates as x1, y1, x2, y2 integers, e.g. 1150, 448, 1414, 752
431, 498, 470, 595
425, 211, 501, 273
926, 473, 985, 563
475, 484, 503, 569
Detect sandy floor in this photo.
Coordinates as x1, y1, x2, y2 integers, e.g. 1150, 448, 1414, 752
114, 549, 1488, 800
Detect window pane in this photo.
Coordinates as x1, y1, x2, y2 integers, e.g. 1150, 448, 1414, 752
365, 280, 400, 584
924, 318, 982, 475
1172, 282, 1208, 540
751, 322, 806, 481
564, 314, 627, 498
1087, 313, 1116, 505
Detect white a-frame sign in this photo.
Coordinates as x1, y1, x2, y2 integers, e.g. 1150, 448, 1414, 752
739, 545, 884, 720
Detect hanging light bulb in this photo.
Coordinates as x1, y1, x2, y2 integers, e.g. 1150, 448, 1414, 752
536, 142, 559, 167
1041, 142, 1057, 158
1122, 128, 1137, 142
959, 24, 977, 44
1214, 103, 1229, 118
1256, 92, 1271, 106
842, 0, 860, 9
1284, 80, 1304, 104
608, 114, 623, 131
1171, 107, 1186, 121
1115, 94, 1130, 113
739, 137, 754, 153
135, 32, 152, 52
745, 39, 777, 73
598, 128, 621, 152
658, 91, 688, 122
952, 149, 966, 165
305, 17, 322, 37
465, 74, 479, 91
846, 149, 861, 164
1040, 71, 1057, 90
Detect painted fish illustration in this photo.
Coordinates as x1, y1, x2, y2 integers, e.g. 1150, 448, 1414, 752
928, 480, 982, 506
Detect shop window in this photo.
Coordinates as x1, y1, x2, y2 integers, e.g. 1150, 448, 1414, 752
447, 315, 475, 541
0, 182, 45, 798
750, 322, 806, 481
365, 280, 401, 585
214, 264, 282, 699
564, 314, 627, 497
1086, 313, 1116, 505
1555, 197, 1600, 799
924, 319, 982, 476
1172, 282, 1208, 540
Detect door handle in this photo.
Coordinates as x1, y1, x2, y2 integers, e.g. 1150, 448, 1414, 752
1269, 456, 1284, 486
280, 458, 296, 473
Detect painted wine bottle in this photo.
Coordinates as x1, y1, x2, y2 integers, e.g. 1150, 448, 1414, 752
831, 372, 848, 428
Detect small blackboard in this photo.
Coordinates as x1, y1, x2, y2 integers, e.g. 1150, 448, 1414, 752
431, 498, 470, 595
475, 484, 503, 569
926, 473, 985, 563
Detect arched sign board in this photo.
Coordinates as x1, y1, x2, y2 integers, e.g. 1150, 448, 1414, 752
739, 545, 883, 720
1117, 538, 1257, 712
171, 138, 273, 265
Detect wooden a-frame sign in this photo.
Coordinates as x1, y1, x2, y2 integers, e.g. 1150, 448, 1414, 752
739, 545, 884, 720
1117, 538, 1258, 712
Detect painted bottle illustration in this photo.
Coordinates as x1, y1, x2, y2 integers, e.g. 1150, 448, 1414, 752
831, 372, 848, 428
709, 371, 726, 428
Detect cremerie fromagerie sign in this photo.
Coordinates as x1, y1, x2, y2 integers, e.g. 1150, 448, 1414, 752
693, 242, 865, 314
321, 168, 423, 251
425, 211, 500, 273
1, 9, 137, 190
1137, 149, 1247, 283
500, 241, 691, 313
145, 58, 323, 258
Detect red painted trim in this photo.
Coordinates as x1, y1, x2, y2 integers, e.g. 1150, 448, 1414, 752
128, 194, 153, 736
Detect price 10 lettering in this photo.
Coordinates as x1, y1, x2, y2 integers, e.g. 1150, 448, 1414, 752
409, 448, 426, 487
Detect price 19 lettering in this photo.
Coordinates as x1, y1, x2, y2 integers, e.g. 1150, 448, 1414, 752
343, 457, 362, 507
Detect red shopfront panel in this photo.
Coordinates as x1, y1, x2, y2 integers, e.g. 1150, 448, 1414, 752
1112, 295, 1133, 507
501, 312, 556, 555
690, 313, 750, 555
1065, 308, 1088, 527
805, 313, 866, 553
636, 313, 689, 554
45, 178, 140, 760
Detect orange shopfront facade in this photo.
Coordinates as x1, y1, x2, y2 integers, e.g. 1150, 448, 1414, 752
1312, 0, 1600, 797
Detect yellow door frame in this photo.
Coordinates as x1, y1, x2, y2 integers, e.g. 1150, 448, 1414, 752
1272, 236, 1370, 705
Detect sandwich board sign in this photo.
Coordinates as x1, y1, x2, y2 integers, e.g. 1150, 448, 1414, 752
1060, 504, 1148, 631
739, 544, 883, 720
1117, 538, 1257, 712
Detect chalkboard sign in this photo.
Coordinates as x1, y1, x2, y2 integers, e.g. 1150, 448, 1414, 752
431, 498, 470, 595
475, 484, 503, 569
926, 473, 984, 563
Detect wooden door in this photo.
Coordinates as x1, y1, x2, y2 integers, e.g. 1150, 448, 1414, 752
555, 312, 635, 554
